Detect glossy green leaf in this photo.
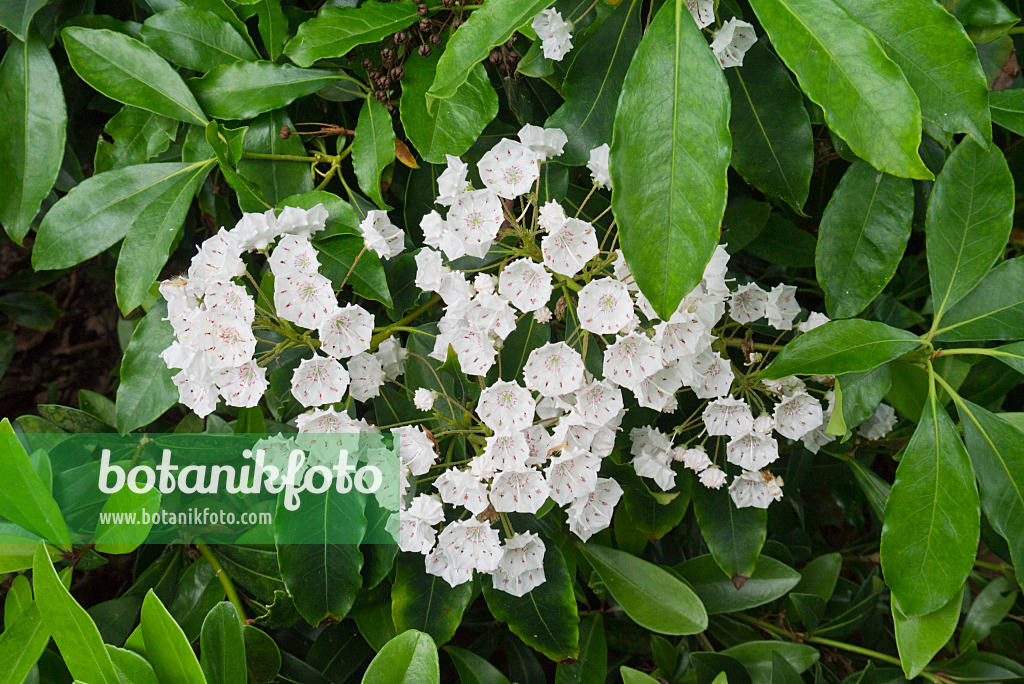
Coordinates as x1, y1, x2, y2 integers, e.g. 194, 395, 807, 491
677, 554, 801, 615
691, 483, 766, 580
0, 602, 51, 684
167, 560, 226, 642
989, 88, 1024, 136
108, 646, 159, 684
205, 121, 267, 209
116, 300, 178, 433
816, 161, 914, 319
142, 7, 256, 71
837, 365, 893, 430
554, 613, 606, 684
427, 0, 551, 100
578, 543, 708, 635
961, 575, 1017, 649
725, 42, 812, 213
0, 419, 70, 548
892, 589, 962, 679
748, 0, 931, 180
391, 554, 472, 647
0, 33, 66, 244
141, 590, 206, 684
399, 49, 498, 164
610, 0, 730, 319
761, 320, 921, 380
481, 543, 579, 661
62, 27, 207, 125
200, 602, 246, 684
721, 642, 818, 684
0, 0, 49, 41
444, 646, 511, 684
315, 234, 393, 306
0, 291, 62, 331
545, 0, 641, 166
243, 624, 281, 684
237, 110, 313, 211
94, 106, 178, 174
363, 629, 440, 684
934, 256, 1024, 341
620, 667, 660, 683
94, 487, 161, 553
190, 61, 345, 120
284, 0, 420, 68
880, 387, 979, 616
352, 97, 396, 209
32, 546, 120, 684
948, 0, 1020, 43
254, 0, 287, 61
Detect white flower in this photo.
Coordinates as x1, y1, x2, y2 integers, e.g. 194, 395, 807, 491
538, 201, 567, 233
578, 278, 634, 334
481, 431, 531, 471
216, 362, 267, 407
414, 388, 436, 411
711, 19, 757, 68
630, 425, 673, 459
675, 446, 713, 473
567, 477, 622, 541
421, 210, 446, 251
703, 398, 755, 438
415, 247, 449, 293
478, 139, 541, 200
690, 350, 735, 399
229, 209, 280, 252
802, 414, 837, 454
318, 304, 373, 359
574, 380, 624, 427
535, 307, 553, 323
730, 470, 784, 509
699, 466, 727, 489
474, 273, 496, 295
729, 283, 768, 324
858, 403, 897, 440
763, 376, 807, 397
295, 407, 362, 433
478, 381, 536, 433
188, 229, 244, 290
393, 425, 437, 476
587, 144, 611, 189
518, 124, 568, 160
274, 273, 336, 328
492, 532, 546, 596
375, 336, 407, 379
799, 312, 830, 333
702, 245, 732, 298
490, 467, 550, 513
173, 373, 219, 417
360, 210, 405, 260
635, 366, 683, 412
545, 451, 600, 505
425, 547, 473, 587
524, 424, 553, 466
603, 333, 662, 391
686, 0, 714, 28
276, 204, 328, 239
524, 342, 586, 397
446, 188, 504, 258
634, 447, 676, 491
498, 259, 553, 313
765, 284, 800, 330
436, 519, 503, 572
464, 292, 517, 340
190, 311, 257, 370
655, 312, 714, 363
753, 414, 775, 434
398, 494, 444, 554
347, 352, 385, 402
437, 155, 470, 206
450, 329, 499, 376
435, 468, 490, 515
290, 355, 350, 407
773, 391, 823, 440
269, 234, 320, 277
726, 431, 780, 471
531, 8, 573, 61
203, 281, 255, 326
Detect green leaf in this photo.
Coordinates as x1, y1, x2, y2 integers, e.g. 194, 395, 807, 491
0, 602, 51, 684
747, 0, 931, 180
399, 48, 498, 164
554, 613, 606, 684
719, 642, 819, 684
960, 575, 1017, 649
94, 487, 161, 553
0, 0, 49, 41
770, 653, 804, 684
444, 646, 511, 684
284, 0, 420, 68
761, 320, 921, 380
927, 138, 1013, 322
609, 0, 730, 319
62, 27, 207, 125
880, 386, 979, 616
578, 543, 708, 635
391, 553, 473, 647
142, 7, 256, 72
892, 589, 962, 679
545, 0, 642, 166
677, 554, 801, 615
352, 97, 396, 209
243, 624, 281, 684
94, 106, 178, 174
190, 61, 345, 120
32, 546, 120, 684
427, 0, 551, 100
934, 256, 1024, 341
0, 291, 62, 331
0, 33, 66, 244
253, 0, 288, 61
316, 234, 393, 307
837, 365, 893, 430
116, 300, 178, 433
989, 88, 1024, 136
237, 110, 313, 211
141, 590, 206, 684
0, 419, 70, 548
274, 489, 366, 625
816, 160, 914, 319
205, 121, 268, 210
725, 42, 813, 213
481, 543, 579, 661
200, 603, 246, 684
833, 0, 991, 144
620, 667, 661, 683
948, 0, 1020, 43
363, 629, 440, 684
691, 483, 766, 580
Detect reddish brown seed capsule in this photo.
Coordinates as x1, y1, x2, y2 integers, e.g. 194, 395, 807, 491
418, 44, 431, 57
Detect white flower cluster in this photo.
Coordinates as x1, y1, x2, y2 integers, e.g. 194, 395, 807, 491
532, 8, 574, 61
684, 0, 757, 69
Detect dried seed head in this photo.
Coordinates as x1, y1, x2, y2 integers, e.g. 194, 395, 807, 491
361, 58, 373, 70
417, 3, 428, 16
418, 17, 431, 31
429, 32, 442, 45
279, 125, 291, 139
381, 47, 394, 61
375, 90, 388, 102
394, 31, 407, 45
418, 43, 431, 57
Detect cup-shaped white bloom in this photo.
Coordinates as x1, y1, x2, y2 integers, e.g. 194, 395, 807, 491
635, 366, 683, 412
629, 425, 673, 459
204, 281, 255, 326
360, 209, 405, 260
675, 446, 713, 473
451, 329, 499, 376
518, 124, 569, 160
375, 336, 407, 379
711, 18, 757, 68
425, 547, 474, 587
347, 352, 385, 402
492, 532, 546, 596
574, 380, 624, 427
277, 204, 328, 239
524, 424, 553, 466
538, 200, 567, 233
189, 229, 245, 290
413, 388, 436, 412
318, 304, 373, 359
703, 397, 755, 437
687, 0, 715, 28
730, 470, 784, 509
478, 380, 537, 433
160, 277, 197, 327
524, 342, 586, 396
726, 431, 780, 471
729, 283, 768, 324
465, 292, 517, 340
189, 311, 256, 370
398, 494, 444, 554
699, 465, 727, 489
392, 425, 437, 476
478, 139, 541, 200
447, 188, 503, 257
290, 355, 349, 407
701, 244, 732, 298
802, 417, 837, 454
274, 273, 336, 328
229, 209, 280, 252
532, 8, 574, 60
752, 414, 775, 434
436, 154, 469, 206
762, 376, 807, 397
542, 217, 599, 276
216, 361, 267, 407
551, 411, 602, 454
414, 248, 448, 292
545, 451, 600, 505
567, 477, 622, 541
773, 391, 823, 439
436, 519, 503, 572
634, 448, 676, 491
578, 278, 633, 334
765, 284, 800, 330
481, 431, 531, 471
173, 373, 219, 417
498, 258, 553, 312
438, 272, 476, 307
587, 144, 611, 189
269, 234, 320, 277
799, 311, 830, 332
490, 467, 551, 514
690, 350, 735, 399
858, 403, 897, 440
435, 467, 490, 515
656, 312, 713, 362
295, 407, 362, 433
603, 333, 662, 391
